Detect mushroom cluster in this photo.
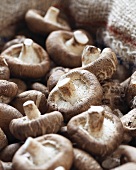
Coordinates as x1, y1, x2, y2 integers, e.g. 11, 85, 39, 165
0, 4, 136, 170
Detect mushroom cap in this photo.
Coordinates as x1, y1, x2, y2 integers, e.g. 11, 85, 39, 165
9, 111, 63, 141
46, 30, 93, 68
48, 69, 103, 121
12, 134, 74, 170
0, 56, 10, 80
73, 148, 102, 170
10, 90, 48, 116
25, 8, 71, 35
0, 128, 8, 151
1, 40, 50, 79
67, 106, 124, 157
0, 80, 18, 104
0, 103, 22, 142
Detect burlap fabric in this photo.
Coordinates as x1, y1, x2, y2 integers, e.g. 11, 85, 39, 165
0, 0, 135, 70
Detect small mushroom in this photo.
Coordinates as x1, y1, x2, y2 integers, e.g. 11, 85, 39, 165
0, 56, 10, 80
10, 90, 48, 116
0, 143, 21, 162
10, 100, 63, 141
48, 69, 103, 121
1, 38, 50, 79
25, 6, 71, 35
73, 148, 103, 170
80, 47, 118, 82
12, 134, 74, 170
67, 105, 124, 157
0, 80, 18, 104
0, 128, 8, 151
46, 29, 93, 68
120, 108, 136, 143
0, 103, 22, 142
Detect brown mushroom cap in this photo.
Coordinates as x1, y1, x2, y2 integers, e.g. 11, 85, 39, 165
10, 100, 63, 141
48, 69, 103, 121
0, 103, 22, 142
10, 90, 48, 116
0, 56, 10, 80
67, 105, 124, 157
12, 134, 74, 170
1, 38, 50, 79
73, 148, 102, 170
25, 7, 71, 35
0, 128, 8, 151
0, 80, 18, 104
46, 29, 93, 68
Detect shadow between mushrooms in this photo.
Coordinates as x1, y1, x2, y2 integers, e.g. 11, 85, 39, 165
1, 38, 50, 79
12, 134, 74, 170
67, 105, 124, 158
47, 69, 103, 121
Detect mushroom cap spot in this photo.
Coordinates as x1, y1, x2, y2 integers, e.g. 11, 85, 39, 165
74, 30, 89, 45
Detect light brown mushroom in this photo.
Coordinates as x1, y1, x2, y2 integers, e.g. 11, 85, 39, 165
0, 56, 10, 80
48, 69, 103, 121
25, 6, 71, 35
0, 143, 21, 162
80, 47, 118, 82
1, 38, 50, 79
10, 100, 63, 141
46, 29, 93, 68
120, 108, 136, 143
12, 134, 74, 170
10, 90, 48, 116
67, 105, 124, 157
0, 128, 8, 151
73, 148, 103, 170
0, 103, 22, 142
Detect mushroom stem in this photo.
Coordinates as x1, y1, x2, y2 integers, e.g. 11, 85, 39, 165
18, 38, 40, 64
23, 137, 47, 165
82, 45, 101, 66
23, 100, 41, 120
85, 106, 104, 132
54, 166, 65, 170
44, 6, 59, 23
57, 78, 78, 105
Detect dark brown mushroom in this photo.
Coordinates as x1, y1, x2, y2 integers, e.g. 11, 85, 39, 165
0, 80, 18, 104
0, 103, 22, 142
10, 90, 48, 116
0, 128, 8, 151
10, 100, 63, 141
73, 148, 103, 170
0, 56, 10, 80
1, 38, 50, 79
25, 6, 71, 35
48, 69, 103, 121
67, 105, 124, 157
12, 134, 74, 170
46, 29, 93, 68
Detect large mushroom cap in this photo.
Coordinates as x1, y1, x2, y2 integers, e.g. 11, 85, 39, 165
48, 69, 103, 121
12, 134, 74, 170
67, 105, 124, 157
46, 29, 93, 68
25, 6, 71, 35
1, 38, 50, 79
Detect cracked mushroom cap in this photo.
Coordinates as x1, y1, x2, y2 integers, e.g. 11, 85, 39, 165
0, 80, 18, 104
48, 69, 103, 121
46, 29, 93, 68
67, 105, 124, 157
12, 134, 74, 170
25, 6, 71, 35
0, 128, 8, 151
121, 108, 136, 143
0, 103, 22, 142
10, 100, 63, 141
73, 148, 102, 170
1, 38, 50, 79
80, 47, 118, 82
0, 56, 10, 80
10, 90, 48, 116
